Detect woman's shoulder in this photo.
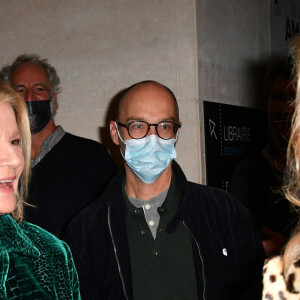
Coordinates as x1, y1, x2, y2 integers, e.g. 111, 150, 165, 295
15, 222, 80, 299
20, 221, 70, 256
263, 255, 300, 299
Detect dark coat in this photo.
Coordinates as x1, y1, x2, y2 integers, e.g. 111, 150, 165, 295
65, 161, 265, 300
25, 132, 117, 236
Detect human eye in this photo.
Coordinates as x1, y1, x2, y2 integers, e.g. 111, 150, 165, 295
34, 86, 45, 93
15, 87, 25, 95
10, 138, 21, 146
159, 122, 172, 131
130, 122, 145, 131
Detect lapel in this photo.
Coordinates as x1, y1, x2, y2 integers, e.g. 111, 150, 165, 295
0, 214, 40, 299
0, 214, 40, 258
104, 169, 133, 299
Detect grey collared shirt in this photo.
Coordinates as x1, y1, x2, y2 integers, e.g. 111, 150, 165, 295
128, 189, 168, 239
31, 126, 66, 168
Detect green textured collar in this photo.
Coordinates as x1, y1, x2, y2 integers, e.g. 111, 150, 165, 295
0, 214, 40, 258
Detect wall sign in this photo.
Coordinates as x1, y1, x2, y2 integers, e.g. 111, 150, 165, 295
203, 101, 267, 192
271, 0, 300, 56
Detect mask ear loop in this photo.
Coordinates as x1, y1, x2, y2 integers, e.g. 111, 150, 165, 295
115, 121, 126, 159
174, 130, 179, 143
115, 121, 126, 144
50, 94, 57, 117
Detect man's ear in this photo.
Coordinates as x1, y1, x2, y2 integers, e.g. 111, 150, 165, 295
53, 93, 58, 113
110, 121, 120, 145
178, 121, 182, 132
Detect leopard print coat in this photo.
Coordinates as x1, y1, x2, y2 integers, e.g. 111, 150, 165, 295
262, 256, 300, 299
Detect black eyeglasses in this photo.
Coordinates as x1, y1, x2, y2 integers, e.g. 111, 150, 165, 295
117, 120, 181, 140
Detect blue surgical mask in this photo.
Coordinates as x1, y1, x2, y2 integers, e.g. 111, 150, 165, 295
116, 124, 177, 184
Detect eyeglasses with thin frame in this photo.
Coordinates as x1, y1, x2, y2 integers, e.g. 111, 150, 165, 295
116, 120, 181, 140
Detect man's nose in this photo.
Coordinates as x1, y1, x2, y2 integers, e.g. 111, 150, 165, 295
148, 125, 157, 136
24, 89, 37, 102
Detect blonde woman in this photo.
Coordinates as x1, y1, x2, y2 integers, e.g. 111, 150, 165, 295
0, 81, 80, 299
262, 37, 300, 299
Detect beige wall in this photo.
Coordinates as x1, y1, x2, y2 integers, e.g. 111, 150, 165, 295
0, 0, 270, 184
195, 0, 270, 182
196, 0, 270, 107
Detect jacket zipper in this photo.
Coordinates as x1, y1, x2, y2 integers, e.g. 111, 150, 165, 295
183, 221, 206, 300
108, 207, 129, 300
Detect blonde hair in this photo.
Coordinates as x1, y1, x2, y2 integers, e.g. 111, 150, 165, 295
0, 81, 31, 222
283, 37, 300, 207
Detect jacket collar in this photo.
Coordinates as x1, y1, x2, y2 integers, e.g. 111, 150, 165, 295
103, 161, 188, 207
166, 161, 190, 233
0, 214, 40, 258
103, 161, 190, 229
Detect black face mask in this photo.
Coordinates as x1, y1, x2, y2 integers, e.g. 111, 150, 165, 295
25, 97, 53, 134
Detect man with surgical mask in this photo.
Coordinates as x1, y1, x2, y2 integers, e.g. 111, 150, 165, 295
64, 80, 265, 300
0, 54, 116, 237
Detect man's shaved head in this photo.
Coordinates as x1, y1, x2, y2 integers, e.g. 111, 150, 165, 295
117, 80, 179, 121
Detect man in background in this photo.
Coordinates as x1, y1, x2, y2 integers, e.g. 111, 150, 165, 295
0, 54, 117, 237
231, 58, 298, 257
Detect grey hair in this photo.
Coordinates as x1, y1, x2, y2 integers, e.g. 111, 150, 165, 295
0, 54, 62, 94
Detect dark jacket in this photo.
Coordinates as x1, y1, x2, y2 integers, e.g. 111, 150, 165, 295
65, 161, 265, 300
25, 132, 117, 236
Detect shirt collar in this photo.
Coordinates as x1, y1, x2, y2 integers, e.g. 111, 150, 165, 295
0, 214, 40, 258
123, 170, 179, 216
31, 125, 66, 167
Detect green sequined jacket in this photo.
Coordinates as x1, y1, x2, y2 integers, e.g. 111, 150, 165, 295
0, 214, 81, 299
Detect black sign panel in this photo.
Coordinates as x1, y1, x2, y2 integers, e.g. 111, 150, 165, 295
203, 101, 267, 192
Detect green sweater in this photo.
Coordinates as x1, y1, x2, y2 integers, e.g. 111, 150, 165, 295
0, 214, 80, 299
